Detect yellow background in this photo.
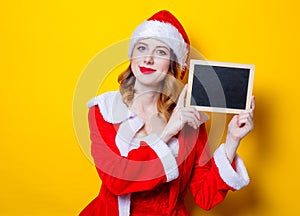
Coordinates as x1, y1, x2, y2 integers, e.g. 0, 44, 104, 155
1, 0, 300, 215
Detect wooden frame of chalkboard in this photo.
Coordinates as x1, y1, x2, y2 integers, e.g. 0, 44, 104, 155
186, 59, 255, 114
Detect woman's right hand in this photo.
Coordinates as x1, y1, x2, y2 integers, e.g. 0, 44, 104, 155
160, 85, 202, 143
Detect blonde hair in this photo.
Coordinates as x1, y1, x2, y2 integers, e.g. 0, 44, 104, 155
118, 54, 183, 121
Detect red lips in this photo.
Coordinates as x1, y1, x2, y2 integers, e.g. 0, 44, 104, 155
139, 66, 157, 74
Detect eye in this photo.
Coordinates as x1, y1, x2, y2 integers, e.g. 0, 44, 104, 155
156, 49, 168, 56
136, 45, 146, 52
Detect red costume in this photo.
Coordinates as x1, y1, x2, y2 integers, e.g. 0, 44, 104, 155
79, 91, 249, 216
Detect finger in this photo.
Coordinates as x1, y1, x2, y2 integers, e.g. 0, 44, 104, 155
228, 115, 238, 128
238, 117, 248, 127
240, 110, 253, 120
238, 112, 252, 121
188, 122, 198, 130
238, 114, 253, 127
250, 96, 255, 110
181, 107, 201, 121
238, 119, 254, 132
187, 118, 199, 129
181, 108, 202, 124
175, 84, 188, 108
182, 112, 201, 129
239, 111, 252, 118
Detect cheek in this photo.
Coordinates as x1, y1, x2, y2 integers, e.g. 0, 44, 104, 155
159, 59, 171, 73
130, 57, 140, 70
131, 53, 140, 64
131, 49, 144, 62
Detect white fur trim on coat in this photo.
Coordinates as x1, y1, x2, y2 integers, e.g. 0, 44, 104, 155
87, 91, 135, 124
115, 115, 144, 157
141, 134, 179, 182
213, 144, 250, 190
168, 137, 179, 158
87, 91, 210, 216
118, 194, 131, 216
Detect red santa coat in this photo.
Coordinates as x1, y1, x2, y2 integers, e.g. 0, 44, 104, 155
79, 91, 249, 216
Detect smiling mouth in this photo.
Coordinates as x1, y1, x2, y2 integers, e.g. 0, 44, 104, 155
139, 66, 157, 74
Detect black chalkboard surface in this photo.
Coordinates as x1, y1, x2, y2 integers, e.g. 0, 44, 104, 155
186, 60, 255, 114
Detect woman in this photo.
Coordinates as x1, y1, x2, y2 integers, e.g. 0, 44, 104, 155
80, 10, 255, 216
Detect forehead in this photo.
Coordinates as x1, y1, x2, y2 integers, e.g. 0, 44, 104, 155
136, 38, 170, 49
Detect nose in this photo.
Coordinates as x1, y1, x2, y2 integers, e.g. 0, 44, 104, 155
144, 54, 154, 65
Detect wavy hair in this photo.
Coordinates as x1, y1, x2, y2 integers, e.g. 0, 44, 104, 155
118, 52, 183, 121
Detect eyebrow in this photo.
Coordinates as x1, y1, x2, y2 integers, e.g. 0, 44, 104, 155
136, 42, 148, 46
136, 42, 170, 51
156, 45, 170, 51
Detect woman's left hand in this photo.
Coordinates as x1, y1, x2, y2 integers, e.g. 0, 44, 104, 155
228, 96, 255, 142
224, 97, 255, 162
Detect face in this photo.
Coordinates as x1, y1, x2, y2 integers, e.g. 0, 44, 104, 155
131, 38, 171, 88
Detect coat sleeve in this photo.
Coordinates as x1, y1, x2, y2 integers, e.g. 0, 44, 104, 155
88, 105, 179, 196
189, 124, 249, 210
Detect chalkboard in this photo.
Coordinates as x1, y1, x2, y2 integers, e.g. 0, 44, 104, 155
186, 60, 255, 114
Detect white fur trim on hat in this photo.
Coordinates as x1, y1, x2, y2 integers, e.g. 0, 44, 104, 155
128, 20, 188, 68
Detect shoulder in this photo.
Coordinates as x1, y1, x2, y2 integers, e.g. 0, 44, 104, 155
87, 91, 120, 108
86, 91, 134, 124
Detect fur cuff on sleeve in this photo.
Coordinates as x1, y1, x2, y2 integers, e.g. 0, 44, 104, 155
213, 144, 250, 190
141, 134, 179, 182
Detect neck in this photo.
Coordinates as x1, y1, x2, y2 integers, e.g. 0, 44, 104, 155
131, 82, 163, 114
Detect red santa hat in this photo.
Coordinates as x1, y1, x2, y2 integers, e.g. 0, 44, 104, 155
128, 10, 190, 70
